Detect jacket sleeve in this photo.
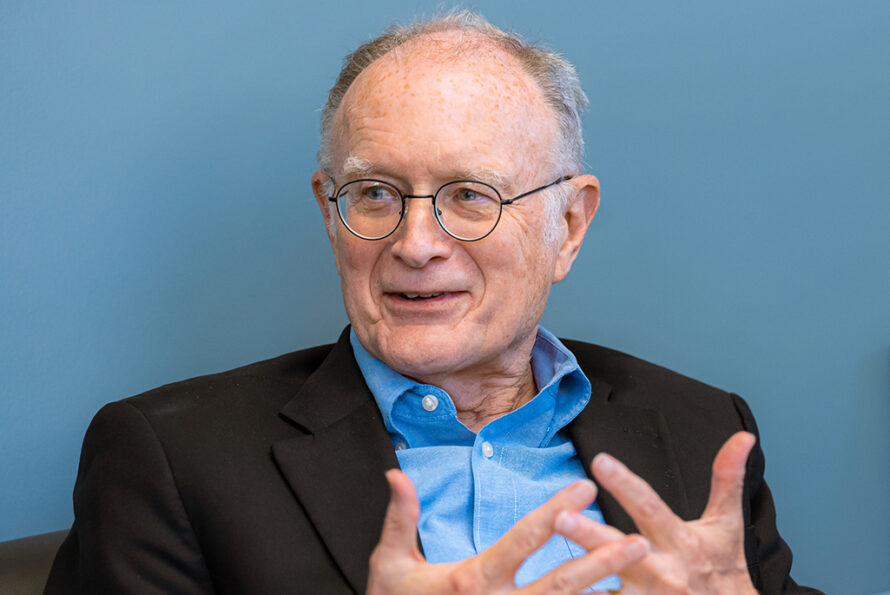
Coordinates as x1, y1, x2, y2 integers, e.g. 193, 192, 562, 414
44, 401, 214, 594
731, 394, 822, 595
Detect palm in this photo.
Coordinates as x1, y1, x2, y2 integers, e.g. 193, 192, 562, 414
557, 431, 757, 594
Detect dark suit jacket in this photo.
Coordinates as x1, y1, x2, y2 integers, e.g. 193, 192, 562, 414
45, 328, 820, 594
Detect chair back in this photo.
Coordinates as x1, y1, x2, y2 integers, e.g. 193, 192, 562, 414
0, 530, 68, 595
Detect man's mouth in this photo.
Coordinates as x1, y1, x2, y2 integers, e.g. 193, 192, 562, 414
399, 292, 445, 300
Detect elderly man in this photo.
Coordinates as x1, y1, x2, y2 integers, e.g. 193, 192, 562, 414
46, 12, 818, 595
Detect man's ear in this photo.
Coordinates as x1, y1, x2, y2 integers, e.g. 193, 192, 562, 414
553, 174, 600, 283
311, 170, 342, 274
311, 170, 337, 242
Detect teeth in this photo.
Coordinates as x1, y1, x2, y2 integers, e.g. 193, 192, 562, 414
400, 292, 444, 299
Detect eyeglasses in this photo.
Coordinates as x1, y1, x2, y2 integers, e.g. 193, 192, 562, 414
328, 176, 572, 241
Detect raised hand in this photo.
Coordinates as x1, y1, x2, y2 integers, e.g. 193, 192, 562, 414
367, 469, 650, 594
554, 431, 759, 594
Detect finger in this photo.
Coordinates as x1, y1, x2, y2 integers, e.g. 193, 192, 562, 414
476, 479, 598, 586
554, 510, 627, 550
522, 535, 650, 595
592, 453, 685, 548
374, 469, 422, 557
555, 511, 681, 589
702, 431, 756, 520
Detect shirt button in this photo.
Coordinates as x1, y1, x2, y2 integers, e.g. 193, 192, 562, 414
395, 441, 407, 451
481, 441, 494, 458
421, 394, 439, 412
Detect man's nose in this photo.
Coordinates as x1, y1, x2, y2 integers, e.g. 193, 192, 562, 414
389, 196, 454, 267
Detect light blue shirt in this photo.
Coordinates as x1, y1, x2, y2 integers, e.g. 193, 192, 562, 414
351, 327, 620, 591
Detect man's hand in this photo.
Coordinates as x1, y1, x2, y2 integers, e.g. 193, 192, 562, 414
367, 469, 649, 594
554, 431, 759, 594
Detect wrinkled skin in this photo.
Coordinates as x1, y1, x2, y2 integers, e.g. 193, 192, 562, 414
312, 31, 600, 429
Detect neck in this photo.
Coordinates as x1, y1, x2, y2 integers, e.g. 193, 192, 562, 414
416, 349, 539, 433
452, 366, 538, 432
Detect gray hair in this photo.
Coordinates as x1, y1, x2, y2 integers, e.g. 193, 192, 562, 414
317, 10, 588, 178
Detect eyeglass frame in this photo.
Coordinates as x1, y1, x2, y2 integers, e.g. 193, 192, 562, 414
327, 175, 574, 241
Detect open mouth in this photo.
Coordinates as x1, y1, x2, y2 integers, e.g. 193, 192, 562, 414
398, 292, 445, 300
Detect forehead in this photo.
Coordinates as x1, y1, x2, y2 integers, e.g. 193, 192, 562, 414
330, 32, 558, 183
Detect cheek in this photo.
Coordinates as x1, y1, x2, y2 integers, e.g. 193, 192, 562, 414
335, 241, 381, 307
507, 215, 559, 285
512, 237, 559, 312
476, 234, 549, 315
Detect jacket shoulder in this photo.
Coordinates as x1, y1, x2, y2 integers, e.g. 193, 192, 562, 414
561, 338, 733, 405
120, 342, 336, 423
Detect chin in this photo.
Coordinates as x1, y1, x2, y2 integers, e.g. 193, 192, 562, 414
368, 326, 473, 379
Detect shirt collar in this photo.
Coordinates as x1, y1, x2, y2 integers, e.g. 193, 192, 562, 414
350, 327, 591, 445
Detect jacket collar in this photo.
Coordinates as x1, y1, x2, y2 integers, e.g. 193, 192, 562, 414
565, 375, 689, 534
272, 328, 690, 590
272, 327, 397, 593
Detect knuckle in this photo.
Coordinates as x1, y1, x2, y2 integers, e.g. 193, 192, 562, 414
384, 512, 407, 533
676, 527, 700, 552
637, 495, 661, 520
448, 566, 481, 594
367, 548, 388, 576
368, 547, 383, 568
543, 570, 575, 594
476, 561, 496, 583
715, 468, 744, 491
511, 524, 546, 554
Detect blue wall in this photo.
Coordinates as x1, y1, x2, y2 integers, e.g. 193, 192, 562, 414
2, 2, 888, 592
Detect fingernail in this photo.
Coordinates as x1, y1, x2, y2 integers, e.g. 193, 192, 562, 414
569, 480, 596, 504
627, 537, 650, 558
594, 453, 616, 476
555, 511, 577, 533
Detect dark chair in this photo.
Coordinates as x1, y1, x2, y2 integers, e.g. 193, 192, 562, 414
0, 530, 68, 595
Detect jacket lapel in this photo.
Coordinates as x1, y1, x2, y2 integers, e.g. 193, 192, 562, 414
271, 329, 690, 588
272, 328, 398, 594
566, 377, 689, 535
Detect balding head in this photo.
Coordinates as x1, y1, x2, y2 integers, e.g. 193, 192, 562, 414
317, 11, 588, 177
329, 30, 558, 186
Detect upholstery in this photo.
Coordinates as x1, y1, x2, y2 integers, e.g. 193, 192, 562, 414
0, 530, 67, 595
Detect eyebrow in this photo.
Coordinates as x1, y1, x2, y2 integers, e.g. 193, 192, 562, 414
339, 155, 511, 191
341, 156, 378, 178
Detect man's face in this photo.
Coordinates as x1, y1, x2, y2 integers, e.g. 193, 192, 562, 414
313, 36, 597, 382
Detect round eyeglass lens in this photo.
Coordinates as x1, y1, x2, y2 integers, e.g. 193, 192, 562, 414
335, 180, 403, 239
435, 181, 502, 240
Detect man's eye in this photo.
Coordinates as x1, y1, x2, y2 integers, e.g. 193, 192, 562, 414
458, 188, 482, 201
365, 186, 396, 201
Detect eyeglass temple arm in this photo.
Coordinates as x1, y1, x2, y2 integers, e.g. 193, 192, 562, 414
500, 175, 574, 205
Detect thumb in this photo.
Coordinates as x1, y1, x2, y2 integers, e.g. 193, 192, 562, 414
702, 431, 756, 520
375, 469, 422, 557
